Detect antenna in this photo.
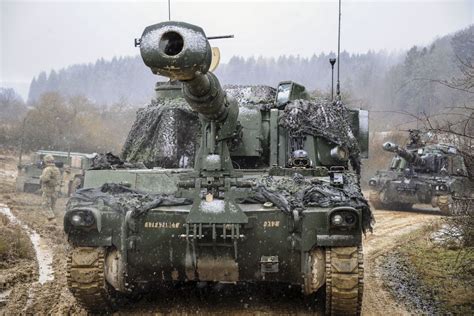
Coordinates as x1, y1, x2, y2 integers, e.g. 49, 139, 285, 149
336, 0, 342, 100
168, 0, 171, 21
207, 35, 234, 40
329, 58, 336, 101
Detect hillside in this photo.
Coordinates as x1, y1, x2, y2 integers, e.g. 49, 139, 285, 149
26, 51, 401, 106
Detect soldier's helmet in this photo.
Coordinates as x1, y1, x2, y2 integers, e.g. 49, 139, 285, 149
43, 154, 55, 164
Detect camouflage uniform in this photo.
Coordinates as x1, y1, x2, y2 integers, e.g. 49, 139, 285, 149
40, 154, 61, 219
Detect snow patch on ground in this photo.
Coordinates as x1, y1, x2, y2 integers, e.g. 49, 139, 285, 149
430, 224, 463, 246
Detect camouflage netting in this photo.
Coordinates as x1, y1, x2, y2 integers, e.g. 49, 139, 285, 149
67, 183, 192, 218
279, 99, 362, 173
461, 149, 474, 180
69, 178, 373, 232
121, 85, 276, 168
90, 152, 146, 170
224, 85, 276, 107
121, 98, 200, 168
241, 173, 373, 233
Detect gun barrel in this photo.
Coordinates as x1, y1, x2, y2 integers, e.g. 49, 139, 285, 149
140, 21, 228, 122
383, 141, 425, 166
382, 142, 398, 152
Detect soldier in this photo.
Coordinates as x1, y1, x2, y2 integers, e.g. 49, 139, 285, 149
40, 154, 60, 220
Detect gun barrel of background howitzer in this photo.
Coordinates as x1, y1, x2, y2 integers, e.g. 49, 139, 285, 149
383, 142, 423, 165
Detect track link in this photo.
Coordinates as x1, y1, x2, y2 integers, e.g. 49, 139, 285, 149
437, 195, 451, 214
325, 245, 363, 316
369, 191, 383, 209
66, 247, 114, 312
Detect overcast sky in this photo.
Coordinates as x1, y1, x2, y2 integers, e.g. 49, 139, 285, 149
1, 0, 473, 99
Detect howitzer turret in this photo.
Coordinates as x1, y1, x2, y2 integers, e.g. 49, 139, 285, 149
139, 21, 239, 173
383, 141, 425, 166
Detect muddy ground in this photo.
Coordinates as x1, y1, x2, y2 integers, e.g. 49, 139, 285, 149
0, 153, 443, 315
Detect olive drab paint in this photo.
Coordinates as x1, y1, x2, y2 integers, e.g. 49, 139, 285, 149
64, 21, 369, 315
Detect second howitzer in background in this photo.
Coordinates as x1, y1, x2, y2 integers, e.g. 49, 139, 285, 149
369, 131, 473, 213
64, 21, 372, 315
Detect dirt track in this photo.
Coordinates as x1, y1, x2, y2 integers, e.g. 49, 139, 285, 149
361, 206, 440, 315
0, 154, 440, 315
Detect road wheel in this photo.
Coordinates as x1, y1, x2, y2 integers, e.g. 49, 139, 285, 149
325, 245, 363, 315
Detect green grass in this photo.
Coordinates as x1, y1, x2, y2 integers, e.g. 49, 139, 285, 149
398, 225, 474, 314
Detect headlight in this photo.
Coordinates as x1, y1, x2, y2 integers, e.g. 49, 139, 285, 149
330, 146, 349, 161
69, 210, 95, 227
345, 213, 356, 224
368, 179, 377, 186
330, 207, 358, 228
71, 214, 83, 225
436, 184, 448, 192
332, 214, 343, 225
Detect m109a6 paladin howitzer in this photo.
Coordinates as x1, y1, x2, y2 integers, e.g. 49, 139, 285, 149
369, 132, 473, 213
64, 21, 372, 315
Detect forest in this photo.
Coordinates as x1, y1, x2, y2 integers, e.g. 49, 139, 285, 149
1, 25, 472, 154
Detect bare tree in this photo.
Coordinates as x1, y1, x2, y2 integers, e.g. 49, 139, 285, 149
0, 88, 27, 122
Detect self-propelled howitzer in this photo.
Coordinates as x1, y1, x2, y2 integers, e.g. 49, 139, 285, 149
64, 21, 371, 315
370, 136, 473, 212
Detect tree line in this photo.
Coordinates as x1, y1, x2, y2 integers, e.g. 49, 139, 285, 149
0, 90, 136, 154
26, 51, 402, 106
1, 25, 472, 155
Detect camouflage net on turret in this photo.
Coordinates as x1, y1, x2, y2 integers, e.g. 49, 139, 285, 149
121, 98, 200, 168
121, 85, 276, 168
279, 99, 362, 173
241, 173, 373, 233
89, 152, 146, 170
224, 85, 276, 107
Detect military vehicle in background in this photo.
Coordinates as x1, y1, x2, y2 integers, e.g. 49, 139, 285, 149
368, 130, 473, 213
64, 21, 371, 315
16, 150, 96, 196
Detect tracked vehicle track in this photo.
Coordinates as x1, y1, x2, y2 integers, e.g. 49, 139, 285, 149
66, 247, 114, 312
369, 191, 382, 209
326, 245, 363, 315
